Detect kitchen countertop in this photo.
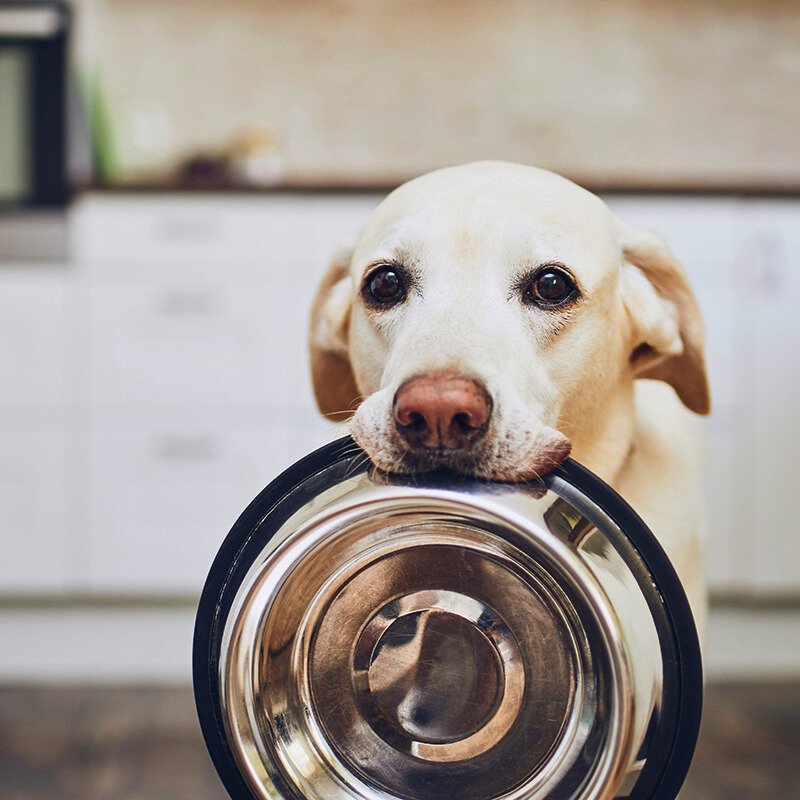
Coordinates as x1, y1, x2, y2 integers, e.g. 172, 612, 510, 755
75, 178, 800, 199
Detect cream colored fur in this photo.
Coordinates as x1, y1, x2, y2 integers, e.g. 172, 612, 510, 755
309, 161, 710, 637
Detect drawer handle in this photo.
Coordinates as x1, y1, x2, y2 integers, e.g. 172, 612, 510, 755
155, 435, 220, 461
157, 289, 219, 316
156, 216, 221, 242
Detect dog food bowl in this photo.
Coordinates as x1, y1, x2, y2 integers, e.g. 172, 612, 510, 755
194, 437, 701, 800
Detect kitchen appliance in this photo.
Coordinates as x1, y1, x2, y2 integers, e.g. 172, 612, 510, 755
194, 437, 702, 800
0, 1, 69, 207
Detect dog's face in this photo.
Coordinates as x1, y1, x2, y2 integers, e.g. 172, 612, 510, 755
310, 162, 709, 480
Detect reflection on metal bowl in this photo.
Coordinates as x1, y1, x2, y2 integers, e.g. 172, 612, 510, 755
194, 437, 702, 800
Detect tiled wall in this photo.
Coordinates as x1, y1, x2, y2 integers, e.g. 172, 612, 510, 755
78, 0, 800, 189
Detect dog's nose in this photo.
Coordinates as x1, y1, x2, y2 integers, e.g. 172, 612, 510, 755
393, 375, 492, 450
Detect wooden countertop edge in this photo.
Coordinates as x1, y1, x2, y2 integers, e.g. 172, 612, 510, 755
74, 179, 800, 199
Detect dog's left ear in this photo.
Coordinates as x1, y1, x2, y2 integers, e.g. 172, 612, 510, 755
617, 219, 711, 415
308, 236, 361, 422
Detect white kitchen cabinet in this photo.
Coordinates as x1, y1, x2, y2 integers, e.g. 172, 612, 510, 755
87, 278, 329, 413
0, 423, 77, 593
0, 267, 76, 408
72, 194, 311, 266
87, 419, 253, 594
73, 194, 344, 595
88, 282, 283, 408
751, 202, 800, 593
0, 266, 81, 594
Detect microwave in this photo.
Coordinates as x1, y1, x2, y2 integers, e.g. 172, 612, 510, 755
0, 1, 70, 208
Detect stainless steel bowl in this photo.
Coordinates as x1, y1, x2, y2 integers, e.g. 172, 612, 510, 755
194, 437, 701, 800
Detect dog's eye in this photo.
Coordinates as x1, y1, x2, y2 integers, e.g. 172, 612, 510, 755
364, 265, 406, 306
523, 267, 578, 307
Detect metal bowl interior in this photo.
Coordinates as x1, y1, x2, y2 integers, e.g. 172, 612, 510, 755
194, 438, 702, 800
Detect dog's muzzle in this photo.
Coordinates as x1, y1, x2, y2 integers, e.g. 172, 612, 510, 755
194, 438, 702, 800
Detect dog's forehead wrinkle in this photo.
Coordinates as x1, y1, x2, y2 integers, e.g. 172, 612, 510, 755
360, 207, 435, 261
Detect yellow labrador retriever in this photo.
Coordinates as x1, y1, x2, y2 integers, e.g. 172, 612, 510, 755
309, 161, 710, 636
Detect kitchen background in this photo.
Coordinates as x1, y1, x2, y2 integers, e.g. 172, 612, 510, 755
82, 0, 800, 190
1, 0, 800, 797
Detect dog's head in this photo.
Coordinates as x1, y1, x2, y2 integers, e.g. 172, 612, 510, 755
309, 162, 710, 481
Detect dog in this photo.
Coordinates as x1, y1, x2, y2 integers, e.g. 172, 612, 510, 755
308, 160, 710, 638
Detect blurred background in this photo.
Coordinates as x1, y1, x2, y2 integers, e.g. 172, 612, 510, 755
1, 0, 799, 797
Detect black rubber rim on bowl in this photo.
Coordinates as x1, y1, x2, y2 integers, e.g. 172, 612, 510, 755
193, 436, 702, 800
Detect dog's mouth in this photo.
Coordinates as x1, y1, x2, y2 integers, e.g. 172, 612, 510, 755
350, 413, 572, 484
380, 447, 493, 479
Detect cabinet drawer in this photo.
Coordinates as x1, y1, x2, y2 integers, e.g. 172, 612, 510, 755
72, 195, 320, 267
72, 193, 385, 282
89, 282, 314, 407
87, 414, 332, 594
0, 423, 76, 594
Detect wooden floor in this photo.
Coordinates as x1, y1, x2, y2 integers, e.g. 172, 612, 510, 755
0, 682, 798, 799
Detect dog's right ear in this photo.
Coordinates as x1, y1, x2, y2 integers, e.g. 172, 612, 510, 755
308, 237, 361, 422
617, 220, 711, 415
